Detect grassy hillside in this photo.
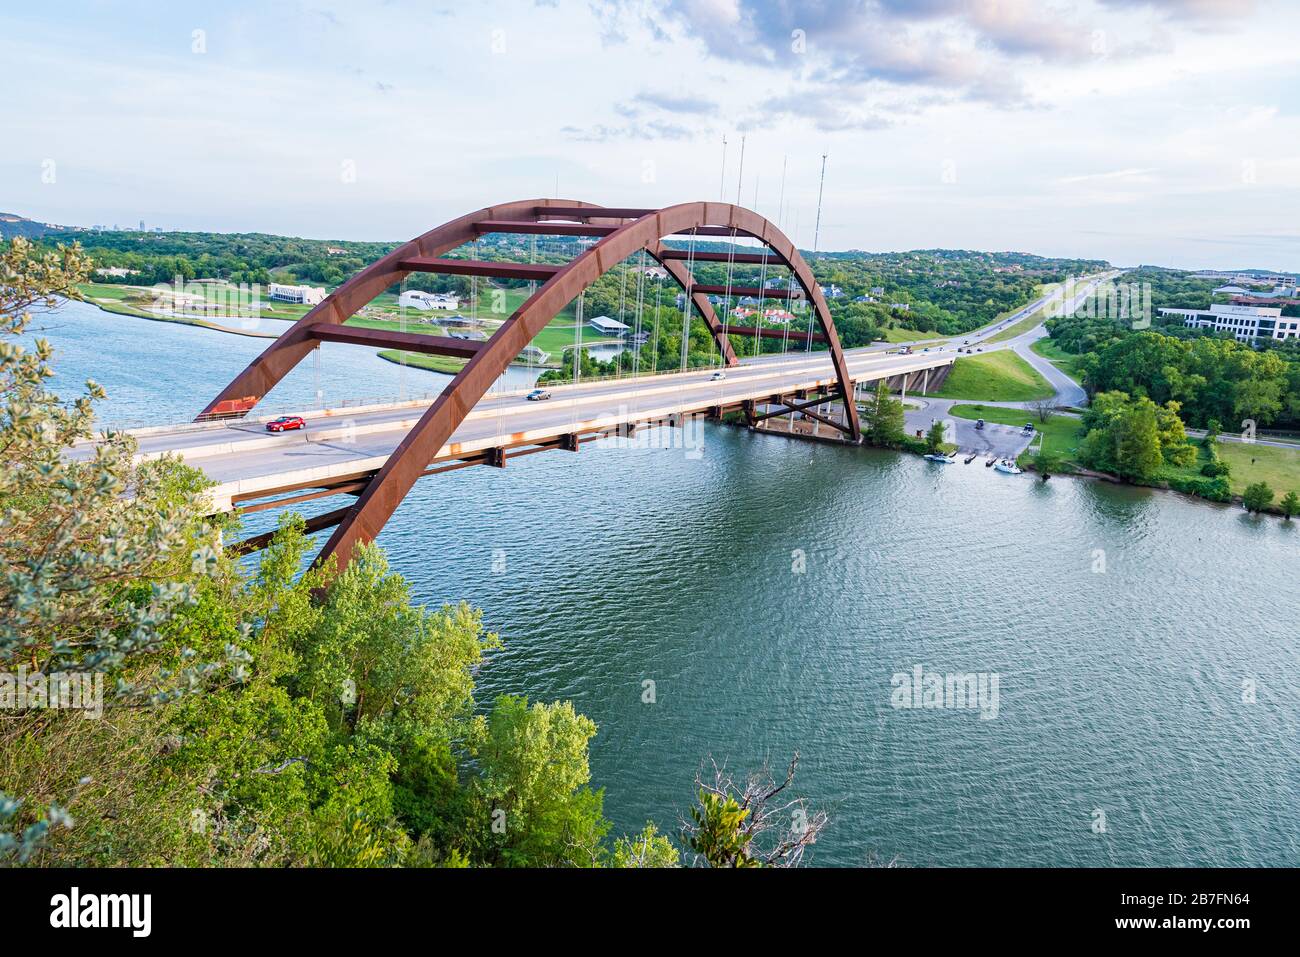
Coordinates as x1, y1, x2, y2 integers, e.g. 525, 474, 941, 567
933, 350, 1055, 402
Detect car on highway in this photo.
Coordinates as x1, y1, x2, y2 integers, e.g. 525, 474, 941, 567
525, 389, 552, 401
710, 371, 726, 381
1022, 422, 1035, 434
974, 418, 985, 430
265, 415, 305, 433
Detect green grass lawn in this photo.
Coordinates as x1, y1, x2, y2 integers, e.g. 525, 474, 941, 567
984, 309, 1047, 344
1030, 337, 1088, 381
77, 284, 156, 319
80, 279, 623, 360
351, 314, 612, 360
932, 350, 1055, 402
376, 350, 467, 375
1216, 442, 1300, 498
877, 326, 947, 344
949, 403, 1083, 468
78, 281, 317, 323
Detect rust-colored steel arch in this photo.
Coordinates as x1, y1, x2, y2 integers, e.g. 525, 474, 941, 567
199, 199, 736, 416
201, 200, 860, 570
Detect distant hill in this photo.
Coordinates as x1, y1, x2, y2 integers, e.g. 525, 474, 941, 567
0, 212, 69, 240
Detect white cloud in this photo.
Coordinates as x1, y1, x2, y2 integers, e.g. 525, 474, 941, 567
0, 0, 1295, 268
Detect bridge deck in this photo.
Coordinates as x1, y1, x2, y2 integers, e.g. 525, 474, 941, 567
78, 346, 955, 511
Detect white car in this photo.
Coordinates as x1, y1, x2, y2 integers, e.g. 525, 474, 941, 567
710, 371, 726, 381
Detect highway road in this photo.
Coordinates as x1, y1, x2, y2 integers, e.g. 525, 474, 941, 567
76, 343, 956, 511
74, 272, 1113, 510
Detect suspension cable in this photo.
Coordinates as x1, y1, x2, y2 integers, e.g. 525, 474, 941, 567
680, 227, 697, 373
753, 249, 769, 358
527, 232, 537, 378
616, 257, 630, 379
574, 289, 585, 385
719, 230, 737, 369
632, 248, 647, 378
650, 272, 663, 375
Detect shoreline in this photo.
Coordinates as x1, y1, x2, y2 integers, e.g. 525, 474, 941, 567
78, 291, 597, 364
729, 415, 1298, 520
78, 293, 282, 338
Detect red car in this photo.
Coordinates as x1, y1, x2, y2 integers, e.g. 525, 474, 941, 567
266, 415, 306, 433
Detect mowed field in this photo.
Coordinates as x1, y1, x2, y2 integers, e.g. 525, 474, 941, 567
1216, 442, 1300, 498
933, 350, 1055, 402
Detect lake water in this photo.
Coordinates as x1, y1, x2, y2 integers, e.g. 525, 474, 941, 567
27, 299, 1300, 866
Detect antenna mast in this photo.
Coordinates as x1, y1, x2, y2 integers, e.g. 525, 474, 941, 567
813, 152, 828, 253
735, 134, 746, 206
719, 135, 728, 200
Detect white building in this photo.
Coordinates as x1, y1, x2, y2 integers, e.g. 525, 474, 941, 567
1158, 303, 1298, 343
588, 315, 630, 335
399, 290, 460, 311
269, 283, 327, 305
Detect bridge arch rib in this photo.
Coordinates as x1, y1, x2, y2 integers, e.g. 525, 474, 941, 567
200, 199, 861, 570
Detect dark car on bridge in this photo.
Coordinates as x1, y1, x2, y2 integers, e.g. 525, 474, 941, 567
266, 415, 306, 432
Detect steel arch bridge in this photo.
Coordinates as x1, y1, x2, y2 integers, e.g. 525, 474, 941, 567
202, 200, 862, 570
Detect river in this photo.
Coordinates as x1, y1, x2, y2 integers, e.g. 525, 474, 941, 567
26, 299, 1300, 866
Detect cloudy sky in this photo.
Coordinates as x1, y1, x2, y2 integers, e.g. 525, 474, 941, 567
3, 0, 1297, 269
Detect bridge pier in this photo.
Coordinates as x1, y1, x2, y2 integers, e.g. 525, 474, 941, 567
748, 388, 861, 446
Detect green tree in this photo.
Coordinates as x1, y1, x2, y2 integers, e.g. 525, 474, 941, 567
1280, 490, 1299, 520
924, 419, 947, 454
1031, 448, 1062, 479
611, 822, 680, 868
470, 696, 609, 867
1079, 390, 1192, 481
688, 792, 758, 867
0, 237, 250, 863
1242, 482, 1274, 514
1, 238, 225, 687
862, 380, 906, 448
683, 754, 825, 868
1115, 400, 1164, 480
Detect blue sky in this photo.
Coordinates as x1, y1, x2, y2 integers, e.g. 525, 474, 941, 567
3, 0, 1297, 269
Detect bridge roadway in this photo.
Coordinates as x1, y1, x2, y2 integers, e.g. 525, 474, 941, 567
78, 344, 956, 512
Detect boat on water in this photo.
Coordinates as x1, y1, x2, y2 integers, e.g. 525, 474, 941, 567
924, 453, 957, 463
994, 460, 1023, 474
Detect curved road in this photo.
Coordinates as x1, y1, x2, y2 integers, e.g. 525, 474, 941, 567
896, 273, 1115, 456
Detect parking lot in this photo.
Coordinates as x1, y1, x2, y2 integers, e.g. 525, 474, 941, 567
903, 399, 1038, 459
